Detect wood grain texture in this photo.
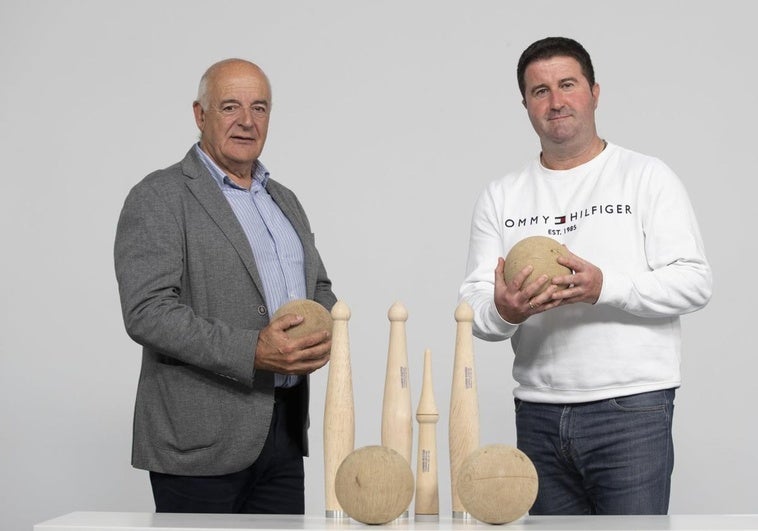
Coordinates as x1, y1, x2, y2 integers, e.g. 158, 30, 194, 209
323, 301, 354, 516
448, 301, 479, 516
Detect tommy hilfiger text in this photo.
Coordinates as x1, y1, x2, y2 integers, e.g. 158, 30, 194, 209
504, 203, 632, 228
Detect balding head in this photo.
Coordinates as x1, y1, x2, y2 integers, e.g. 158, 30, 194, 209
196, 58, 272, 110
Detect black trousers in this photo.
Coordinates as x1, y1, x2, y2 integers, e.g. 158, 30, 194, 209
150, 385, 305, 514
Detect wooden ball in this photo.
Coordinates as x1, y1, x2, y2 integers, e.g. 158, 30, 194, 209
457, 444, 538, 524
334, 445, 414, 525
503, 236, 571, 294
271, 299, 333, 339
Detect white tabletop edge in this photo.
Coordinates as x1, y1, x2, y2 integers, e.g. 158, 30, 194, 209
32, 512, 758, 531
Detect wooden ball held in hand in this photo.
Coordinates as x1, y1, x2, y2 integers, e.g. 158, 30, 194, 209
457, 444, 538, 524
503, 236, 571, 294
334, 445, 414, 525
272, 299, 333, 339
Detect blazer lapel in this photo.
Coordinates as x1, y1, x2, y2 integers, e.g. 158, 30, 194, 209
268, 183, 318, 299
180, 150, 267, 297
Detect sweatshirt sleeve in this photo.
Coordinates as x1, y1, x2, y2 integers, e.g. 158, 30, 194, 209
596, 160, 713, 317
459, 184, 520, 341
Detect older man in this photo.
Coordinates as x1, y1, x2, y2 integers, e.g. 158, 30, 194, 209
115, 59, 336, 514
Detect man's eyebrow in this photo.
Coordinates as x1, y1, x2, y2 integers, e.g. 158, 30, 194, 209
218, 98, 269, 106
529, 76, 579, 94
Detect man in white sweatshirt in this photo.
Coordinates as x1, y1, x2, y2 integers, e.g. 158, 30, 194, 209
459, 37, 712, 515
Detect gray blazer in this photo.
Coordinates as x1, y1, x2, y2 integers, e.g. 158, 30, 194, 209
114, 147, 337, 475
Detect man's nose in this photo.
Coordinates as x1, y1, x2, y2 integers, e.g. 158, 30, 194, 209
548, 91, 565, 109
238, 107, 255, 127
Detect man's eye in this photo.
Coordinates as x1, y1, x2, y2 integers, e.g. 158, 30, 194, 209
221, 105, 238, 113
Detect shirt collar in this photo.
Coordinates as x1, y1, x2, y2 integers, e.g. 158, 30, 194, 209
194, 143, 270, 189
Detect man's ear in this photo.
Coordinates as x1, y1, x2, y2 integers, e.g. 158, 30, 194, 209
192, 101, 205, 130
592, 83, 600, 109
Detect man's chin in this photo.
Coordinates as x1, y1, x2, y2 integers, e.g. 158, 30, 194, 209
226, 147, 262, 164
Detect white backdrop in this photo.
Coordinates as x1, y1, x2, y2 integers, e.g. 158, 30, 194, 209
1, 1, 756, 530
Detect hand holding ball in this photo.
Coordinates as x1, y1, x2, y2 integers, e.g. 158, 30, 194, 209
504, 236, 571, 294
272, 299, 333, 339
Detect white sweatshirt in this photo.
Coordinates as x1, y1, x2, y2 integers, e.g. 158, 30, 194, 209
459, 142, 712, 403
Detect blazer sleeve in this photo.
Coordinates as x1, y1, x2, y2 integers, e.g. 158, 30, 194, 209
114, 178, 258, 387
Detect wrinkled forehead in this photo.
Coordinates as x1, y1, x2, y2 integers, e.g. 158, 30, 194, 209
524, 56, 586, 85
205, 61, 272, 102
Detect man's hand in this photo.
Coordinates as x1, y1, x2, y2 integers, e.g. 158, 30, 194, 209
254, 313, 331, 375
493, 245, 604, 323
494, 257, 562, 324
551, 249, 603, 305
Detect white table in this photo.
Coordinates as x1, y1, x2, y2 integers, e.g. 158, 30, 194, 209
33, 512, 758, 530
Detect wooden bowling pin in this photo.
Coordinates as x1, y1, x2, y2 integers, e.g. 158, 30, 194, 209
381, 302, 413, 465
449, 301, 480, 520
381, 302, 413, 519
415, 348, 439, 521
323, 301, 355, 518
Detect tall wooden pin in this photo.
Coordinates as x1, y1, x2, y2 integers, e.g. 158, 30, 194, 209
381, 301, 413, 518
323, 301, 355, 519
449, 301, 480, 520
415, 348, 439, 521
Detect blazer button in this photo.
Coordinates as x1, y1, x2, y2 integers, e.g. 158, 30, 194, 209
257, 305, 268, 316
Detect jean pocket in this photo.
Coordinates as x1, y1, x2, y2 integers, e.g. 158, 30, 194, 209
609, 389, 674, 413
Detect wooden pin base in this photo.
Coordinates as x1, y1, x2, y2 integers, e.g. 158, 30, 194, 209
324, 510, 349, 519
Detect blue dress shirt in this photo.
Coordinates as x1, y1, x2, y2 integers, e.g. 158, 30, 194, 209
196, 144, 305, 387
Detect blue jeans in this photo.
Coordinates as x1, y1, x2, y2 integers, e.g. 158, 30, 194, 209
515, 389, 675, 515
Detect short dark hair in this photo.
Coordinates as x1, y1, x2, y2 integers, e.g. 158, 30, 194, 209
517, 37, 595, 99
